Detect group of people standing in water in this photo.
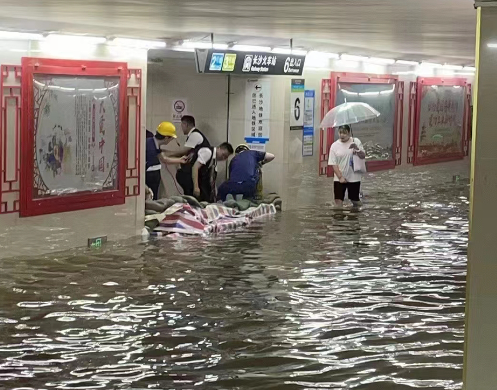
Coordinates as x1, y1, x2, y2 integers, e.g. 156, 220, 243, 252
145, 115, 274, 203
146, 115, 365, 207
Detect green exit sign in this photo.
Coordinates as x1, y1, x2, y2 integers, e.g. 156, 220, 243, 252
88, 236, 108, 248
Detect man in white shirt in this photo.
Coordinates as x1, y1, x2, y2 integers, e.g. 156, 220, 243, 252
193, 142, 234, 202
328, 125, 366, 207
169, 115, 212, 196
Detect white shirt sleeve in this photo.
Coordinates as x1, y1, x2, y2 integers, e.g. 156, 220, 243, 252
328, 145, 338, 165
196, 148, 213, 165
184, 131, 204, 149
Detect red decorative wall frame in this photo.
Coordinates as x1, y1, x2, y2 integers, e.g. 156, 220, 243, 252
20, 58, 128, 217
0, 65, 22, 214
407, 81, 417, 164
126, 68, 142, 197
411, 77, 468, 166
319, 72, 403, 177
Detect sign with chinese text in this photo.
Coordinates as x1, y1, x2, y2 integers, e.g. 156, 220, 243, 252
336, 82, 396, 162
303, 90, 315, 156
290, 79, 305, 130
417, 85, 465, 161
248, 143, 266, 152
32, 75, 119, 198
195, 49, 306, 76
245, 80, 270, 147
172, 98, 188, 122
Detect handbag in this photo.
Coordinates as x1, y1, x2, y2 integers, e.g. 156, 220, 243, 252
351, 138, 367, 174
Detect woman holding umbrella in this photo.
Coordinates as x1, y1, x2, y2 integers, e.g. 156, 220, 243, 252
328, 124, 366, 207
321, 102, 379, 207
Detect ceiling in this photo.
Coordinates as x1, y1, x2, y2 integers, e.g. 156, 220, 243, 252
0, 0, 477, 64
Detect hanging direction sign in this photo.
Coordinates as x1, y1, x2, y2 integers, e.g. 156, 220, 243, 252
195, 49, 306, 76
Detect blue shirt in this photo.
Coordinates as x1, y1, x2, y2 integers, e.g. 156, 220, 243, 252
229, 151, 266, 183
145, 137, 161, 170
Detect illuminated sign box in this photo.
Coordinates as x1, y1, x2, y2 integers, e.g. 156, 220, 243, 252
195, 49, 306, 76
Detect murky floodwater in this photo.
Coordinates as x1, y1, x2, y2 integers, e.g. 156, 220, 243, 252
0, 162, 469, 389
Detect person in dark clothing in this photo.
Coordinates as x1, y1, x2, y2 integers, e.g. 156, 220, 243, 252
169, 115, 212, 196
193, 142, 234, 202
145, 122, 186, 200
217, 145, 275, 201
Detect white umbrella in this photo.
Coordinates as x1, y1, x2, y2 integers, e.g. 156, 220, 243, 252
320, 102, 380, 129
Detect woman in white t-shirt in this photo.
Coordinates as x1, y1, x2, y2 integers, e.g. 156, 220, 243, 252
327, 125, 366, 207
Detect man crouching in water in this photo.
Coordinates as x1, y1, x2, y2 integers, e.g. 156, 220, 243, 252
193, 142, 234, 202
217, 144, 275, 201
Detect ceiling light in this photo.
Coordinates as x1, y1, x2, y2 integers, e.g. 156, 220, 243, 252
0, 31, 44, 40
393, 70, 417, 75
487, 43, 497, 48
337, 59, 360, 69
182, 41, 228, 50
420, 62, 443, 68
113, 38, 166, 49
171, 46, 195, 52
443, 64, 463, 70
271, 48, 307, 56
463, 66, 476, 72
232, 45, 272, 52
341, 54, 369, 62
46, 34, 106, 45
368, 57, 395, 65
308, 51, 340, 59
395, 60, 419, 66
272, 48, 292, 54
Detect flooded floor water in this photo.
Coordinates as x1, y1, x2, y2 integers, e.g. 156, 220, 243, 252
0, 161, 469, 389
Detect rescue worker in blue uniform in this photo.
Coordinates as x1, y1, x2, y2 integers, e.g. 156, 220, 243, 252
217, 144, 275, 201
145, 121, 186, 200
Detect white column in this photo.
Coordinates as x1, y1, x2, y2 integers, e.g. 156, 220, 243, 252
465, 5, 497, 389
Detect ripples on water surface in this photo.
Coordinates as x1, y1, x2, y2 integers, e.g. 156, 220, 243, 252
0, 162, 469, 389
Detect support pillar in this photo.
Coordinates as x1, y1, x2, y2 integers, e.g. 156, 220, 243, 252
465, 3, 497, 389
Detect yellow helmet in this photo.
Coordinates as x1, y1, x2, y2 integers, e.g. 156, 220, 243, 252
156, 121, 177, 138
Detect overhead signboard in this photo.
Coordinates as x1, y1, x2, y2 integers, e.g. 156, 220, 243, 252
195, 49, 306, 76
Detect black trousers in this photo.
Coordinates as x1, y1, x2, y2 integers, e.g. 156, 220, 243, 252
334, 181, 361, 202
176, 168, 193, 196
176, 167, 215, 202
146, 170, 161, 200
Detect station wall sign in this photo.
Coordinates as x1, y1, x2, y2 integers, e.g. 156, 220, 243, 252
290, 79, 305, 130
195, 49, 306, 76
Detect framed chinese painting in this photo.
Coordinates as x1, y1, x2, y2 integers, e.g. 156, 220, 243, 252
413, 77, 467, 166
20, 58, 128, 217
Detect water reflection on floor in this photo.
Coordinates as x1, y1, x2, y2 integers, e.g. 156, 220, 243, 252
0, 161, 469, 389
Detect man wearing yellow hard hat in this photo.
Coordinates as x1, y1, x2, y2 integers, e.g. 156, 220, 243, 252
145, 121, 187, 200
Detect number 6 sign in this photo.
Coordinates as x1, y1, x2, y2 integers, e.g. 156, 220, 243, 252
290, 79, 305, 130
